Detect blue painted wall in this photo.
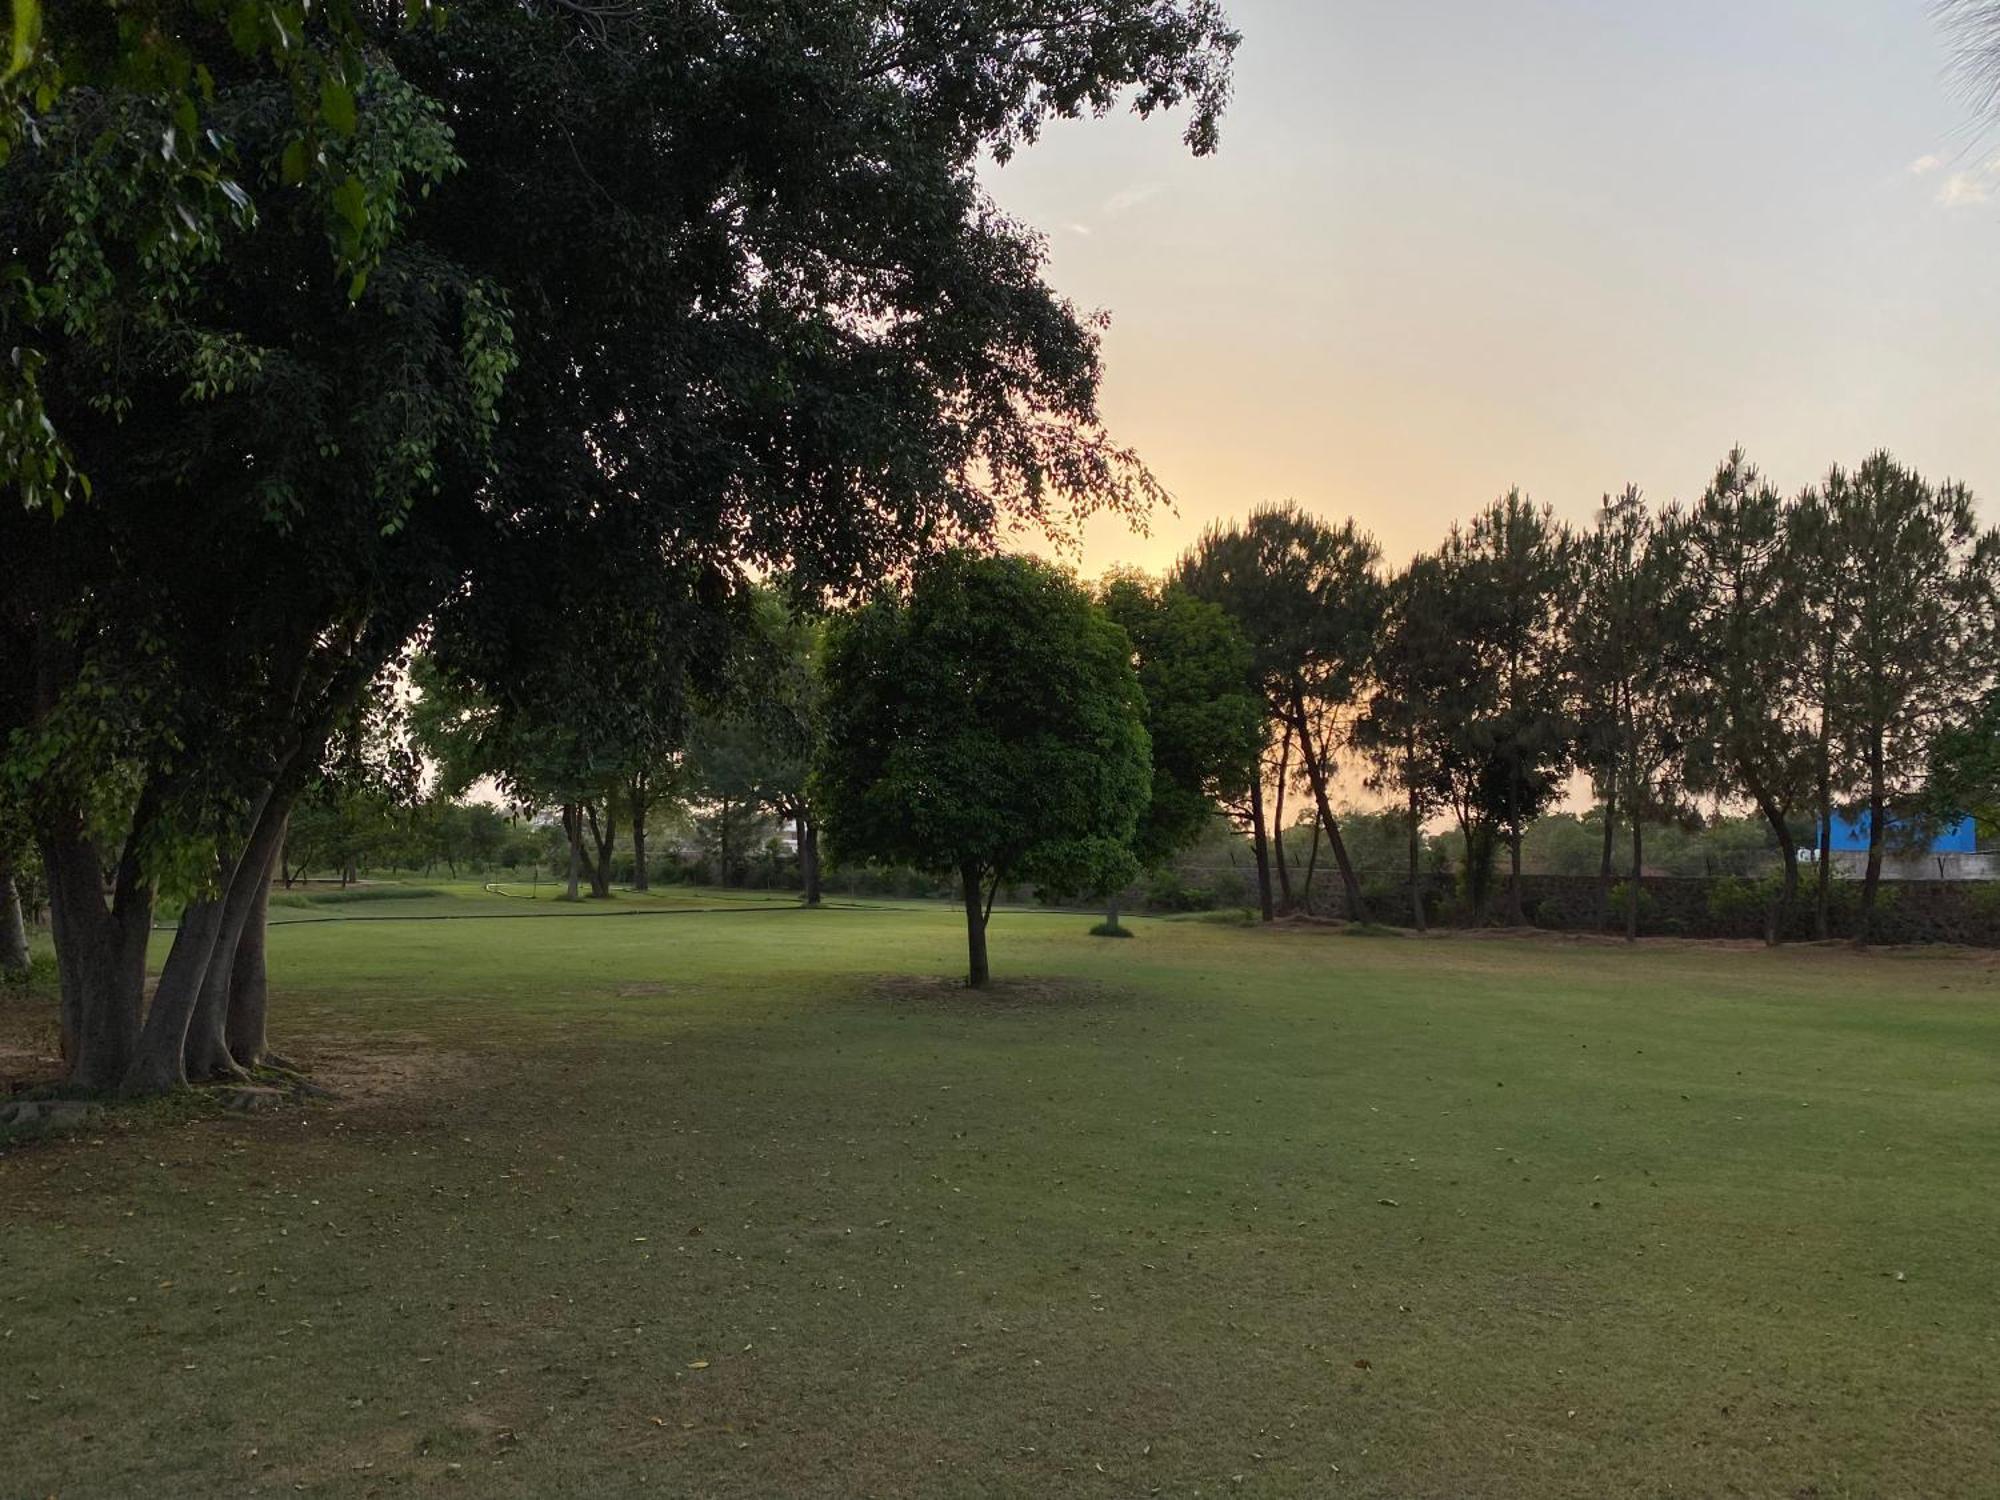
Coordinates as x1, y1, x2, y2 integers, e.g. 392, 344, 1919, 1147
1825, 812, 1977, 855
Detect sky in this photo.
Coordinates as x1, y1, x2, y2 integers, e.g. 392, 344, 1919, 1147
981, 0, 2000, 576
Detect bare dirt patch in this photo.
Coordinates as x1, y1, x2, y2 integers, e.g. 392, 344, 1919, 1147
300, 1040, 480, 1114
870, 973, 1120, 1010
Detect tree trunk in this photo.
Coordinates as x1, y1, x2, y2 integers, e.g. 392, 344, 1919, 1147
1813, 639, 1835, 941
1270, 726, 1295, 913
1626, 815, 1643, 944
1300, 816, 1322, 916
585, 799, 615, 899
183, 929, 242, 1082
1597, 776, 1618, 932
799, 815, 821, 906
1289, 692, 1363, 921
563, 804, 582, 901
961, 860, 990, 988
1814, 787, 1833, 941
1406, 783, 1427, 933
183, 798, 290, 1082
1246, 785, 1275, 922
39, 818, 154, 1090
718, 795, 732, 888
1857, 733, 1886, 948
1749, 792, 1797, 947
1505, 773, 1527, 926
126, 888, 226, 1096
631, 781, 650, 892
0, 854, 29, 975
226, 826, 281, 1070
1506, 824, 1526, 926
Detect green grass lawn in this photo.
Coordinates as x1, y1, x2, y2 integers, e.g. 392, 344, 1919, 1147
4, 895, 1998, 1497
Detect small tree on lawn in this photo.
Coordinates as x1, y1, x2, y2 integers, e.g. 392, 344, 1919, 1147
815, 553, 1151, 987
1096, 573, 1263, 933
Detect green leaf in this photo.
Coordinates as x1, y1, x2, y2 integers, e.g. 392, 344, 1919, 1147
319, 72, 357, 137
8, 0, 42, 81
280, 137, 309, 186
333, 173, 367, 232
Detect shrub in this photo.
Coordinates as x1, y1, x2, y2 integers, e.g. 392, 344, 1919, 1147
1140, 868, 1217, 913
1607, 880, 1655, 928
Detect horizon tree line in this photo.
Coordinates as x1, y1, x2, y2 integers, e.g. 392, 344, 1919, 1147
1180, 449, 1999, 946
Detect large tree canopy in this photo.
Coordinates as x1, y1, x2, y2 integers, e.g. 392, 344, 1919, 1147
3, 0, 1239, 1090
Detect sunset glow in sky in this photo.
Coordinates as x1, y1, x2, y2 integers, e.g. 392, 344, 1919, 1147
983, 0, 2000, 576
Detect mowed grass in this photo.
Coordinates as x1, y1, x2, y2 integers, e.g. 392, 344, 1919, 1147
3, 897, 1999, 1498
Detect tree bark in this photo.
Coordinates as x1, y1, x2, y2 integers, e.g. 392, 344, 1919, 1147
630, 778, 650, 892
1812, 630, 1836, 941
1748, 790, 1798, 947
1270, 726, 1295, 913
1406, 783, 1426, 933
1857, 732, 1886, 948
1246, 784, 1275, 922
183, 797, 290, 1082
39, 816, 155, 1090
0, 854, 29, 975
1505, 772, 1527, 926
1597, 776, 1618, 932
226, 826, 281, 1069
1300, 816, 1322, 916
1289, 691, 1363, 921
584, 799, 615, 899
562, 803, 582, 901
798, 815, 821, 906
1626, 816, 1643, 944
126, 888, 226, 1096
961, 860, 990, 987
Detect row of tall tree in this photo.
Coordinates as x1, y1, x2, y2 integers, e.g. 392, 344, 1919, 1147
1183, 451, 1998, 945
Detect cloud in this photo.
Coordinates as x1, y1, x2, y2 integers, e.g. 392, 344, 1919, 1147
1909, 154, 1943, 176
1102, 183, 1163, 217
1938, 169, 1995, 208
1065, 222, 1094, 237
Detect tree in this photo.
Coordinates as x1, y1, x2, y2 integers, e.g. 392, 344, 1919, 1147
815, 553, 1150, 987
1939, 1, 2000, 122
3, 0, 436, 515
1177, 506, 1384, 920
684, 589, 827, 904
1455, 492, 1573, 925
1356, 555, 1471, 931
1677, 450, 1816, 943
0, 842, 30, 976
1800, 455, 1999, 944
4, 46, 505, 1092
1926, 686, 2000, 830
1096, 573, 1262, 932
1569, 488, 1697, 941
7, 1, 1239, 1092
